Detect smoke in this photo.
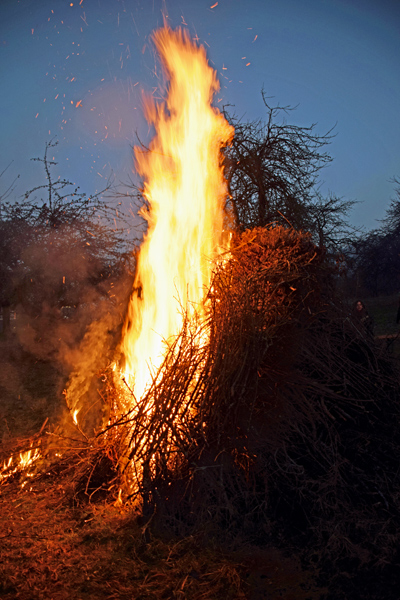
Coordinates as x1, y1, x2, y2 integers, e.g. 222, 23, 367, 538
4, 225, 134, 438
61, 282, 130, 437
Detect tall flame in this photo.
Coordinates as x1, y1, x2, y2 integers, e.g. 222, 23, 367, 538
119, 26, 233, 401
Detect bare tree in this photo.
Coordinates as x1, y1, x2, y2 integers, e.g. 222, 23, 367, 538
223, 94, 334, 231
0, 139, 136, 325
307, 192, 361, 253
351, 179, 400, 296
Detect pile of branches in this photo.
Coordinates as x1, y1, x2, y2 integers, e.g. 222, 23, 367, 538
70, 225, 400, 595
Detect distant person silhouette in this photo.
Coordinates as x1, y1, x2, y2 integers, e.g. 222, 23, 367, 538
352, 300, 374, 337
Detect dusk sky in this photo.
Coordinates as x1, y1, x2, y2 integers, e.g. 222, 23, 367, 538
1, 0, 399, 231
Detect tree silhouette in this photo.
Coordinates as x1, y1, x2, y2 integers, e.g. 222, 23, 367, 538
223, 95, 334, 231
351, 180, 400, 296
0, 140, 136, 340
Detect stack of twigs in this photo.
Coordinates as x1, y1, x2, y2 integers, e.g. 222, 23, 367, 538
51, 225, 400, 595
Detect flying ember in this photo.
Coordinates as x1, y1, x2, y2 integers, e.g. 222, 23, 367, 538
118, 25, 233, 402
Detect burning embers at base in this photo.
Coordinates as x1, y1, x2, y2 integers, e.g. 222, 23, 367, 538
0, 445, 41, 486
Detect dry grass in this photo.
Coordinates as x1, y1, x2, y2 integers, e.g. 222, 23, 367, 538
0, 470, 324, 600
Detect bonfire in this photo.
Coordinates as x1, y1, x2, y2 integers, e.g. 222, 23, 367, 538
2, 24, 400, 599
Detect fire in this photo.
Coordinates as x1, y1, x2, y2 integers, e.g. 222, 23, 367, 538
119, 26, 233, 401
0, 445, 40, 484
1, 26, 233, 497
72, 407, 80, 426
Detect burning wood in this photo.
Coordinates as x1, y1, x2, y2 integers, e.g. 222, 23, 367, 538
102, 25, 234, 496
107, 225, 326, 511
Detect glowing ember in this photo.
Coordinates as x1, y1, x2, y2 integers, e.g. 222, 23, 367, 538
119, 26, 233, 401
0, 445, 40, 484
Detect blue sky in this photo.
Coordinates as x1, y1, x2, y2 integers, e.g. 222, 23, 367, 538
1, 0, 399, 230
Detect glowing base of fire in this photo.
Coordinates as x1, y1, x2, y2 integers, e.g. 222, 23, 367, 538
0, 445, 41, 486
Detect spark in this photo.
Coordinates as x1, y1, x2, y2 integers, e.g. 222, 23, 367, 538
252, 34, 258, 42
210, 2, 218, 7
131, 14, 140, 36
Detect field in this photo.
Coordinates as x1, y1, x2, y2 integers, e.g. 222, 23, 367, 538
363, 294, 399, 336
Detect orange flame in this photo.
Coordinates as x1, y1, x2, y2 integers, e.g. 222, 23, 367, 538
0, 445, 40, 485
119, 26, 233, 401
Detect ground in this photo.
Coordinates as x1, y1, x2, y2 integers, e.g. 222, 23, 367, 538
0, 475, 324, 600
